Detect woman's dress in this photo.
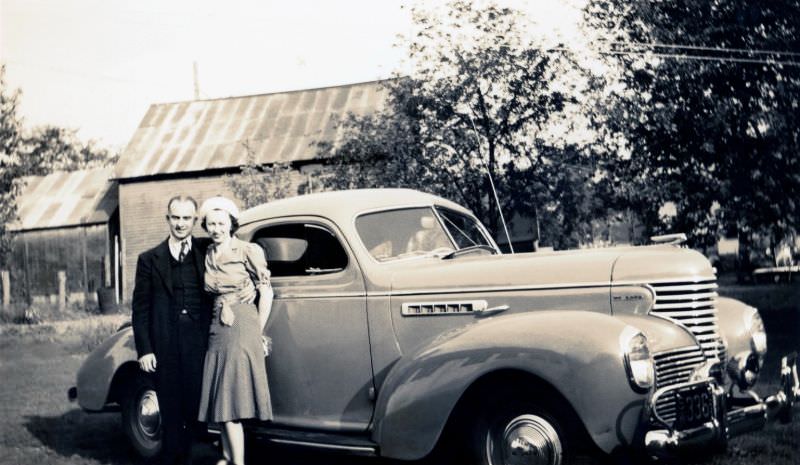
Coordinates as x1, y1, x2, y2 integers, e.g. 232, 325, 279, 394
198, 237, 273, 423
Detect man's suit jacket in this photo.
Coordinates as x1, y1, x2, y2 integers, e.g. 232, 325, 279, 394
131, 236, 212, 360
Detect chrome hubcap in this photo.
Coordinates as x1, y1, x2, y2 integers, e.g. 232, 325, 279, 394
488, 414, 563, 465
138, 389, 161, 439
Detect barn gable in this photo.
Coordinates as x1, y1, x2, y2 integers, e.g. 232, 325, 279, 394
10, 167, 118, 232
113, 80, 388, 180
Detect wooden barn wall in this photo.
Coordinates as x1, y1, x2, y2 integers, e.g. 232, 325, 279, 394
7, 225, 108, 303
119, 169, 312, 302
119, 176, 231, 303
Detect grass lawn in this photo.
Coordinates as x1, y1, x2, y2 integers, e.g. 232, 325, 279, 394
0, 280, 797, 465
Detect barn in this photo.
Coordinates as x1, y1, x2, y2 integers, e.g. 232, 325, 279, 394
5, 167, 119, 307
112, 80, 388, 301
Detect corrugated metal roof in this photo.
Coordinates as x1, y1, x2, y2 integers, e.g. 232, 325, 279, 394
113, 80, 389, 180
10, 167, 118, 231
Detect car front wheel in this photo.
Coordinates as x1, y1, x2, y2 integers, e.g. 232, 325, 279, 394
120, 374, 162, 459
471, 397, 581, 465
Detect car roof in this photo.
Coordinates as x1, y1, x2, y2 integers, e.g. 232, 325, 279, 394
239, 188, 472, 225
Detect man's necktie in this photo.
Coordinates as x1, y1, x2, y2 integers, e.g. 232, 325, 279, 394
178, 240, 188, 262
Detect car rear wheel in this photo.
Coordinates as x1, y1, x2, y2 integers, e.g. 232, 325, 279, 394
120, 373, 162, 459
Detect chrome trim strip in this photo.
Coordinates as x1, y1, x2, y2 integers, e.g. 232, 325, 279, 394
618, 276, 716, 286
374, 281, 612, 297
279, 277, 718, 299
268, 438, 377, 454
276, 292, 365, 300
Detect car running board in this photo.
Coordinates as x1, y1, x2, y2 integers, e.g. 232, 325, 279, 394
247, 426, 378, 456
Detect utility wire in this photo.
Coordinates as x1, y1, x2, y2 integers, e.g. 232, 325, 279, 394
599, 40, 800, 58
597, 49, 800, 67
545, 45, 800, 66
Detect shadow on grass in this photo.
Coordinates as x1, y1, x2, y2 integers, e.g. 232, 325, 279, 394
24, 410, 218, 465
24, 409, 143, 464
21, 410, 353, 465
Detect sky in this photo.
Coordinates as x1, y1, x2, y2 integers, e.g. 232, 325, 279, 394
1, 0, 583, 150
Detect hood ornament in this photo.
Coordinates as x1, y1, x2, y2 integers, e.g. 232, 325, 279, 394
650, 233, 688, 245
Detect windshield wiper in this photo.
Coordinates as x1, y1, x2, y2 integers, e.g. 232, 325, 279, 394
442, 244, 497, 260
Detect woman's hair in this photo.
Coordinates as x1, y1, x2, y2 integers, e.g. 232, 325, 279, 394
201, 212, 239, 235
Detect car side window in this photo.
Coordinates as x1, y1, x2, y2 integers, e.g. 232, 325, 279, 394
250, 222, 348, 277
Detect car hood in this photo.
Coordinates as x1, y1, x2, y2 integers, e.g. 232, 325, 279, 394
386, 245, 714, 292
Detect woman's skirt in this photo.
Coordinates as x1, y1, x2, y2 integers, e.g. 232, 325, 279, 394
198, 298, 272, 423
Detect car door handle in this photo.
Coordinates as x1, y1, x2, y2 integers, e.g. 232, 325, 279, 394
305, 267, 344, 275
474, 304, 509, 317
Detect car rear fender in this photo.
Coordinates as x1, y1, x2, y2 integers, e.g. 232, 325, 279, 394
372, 310, 649, 460
76, 327, 138, 411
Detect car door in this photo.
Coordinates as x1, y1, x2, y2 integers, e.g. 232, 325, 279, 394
241, 217, 373, 432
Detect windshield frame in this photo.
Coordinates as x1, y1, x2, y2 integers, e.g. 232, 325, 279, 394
433, 205, 500, 253
353, 204, 500, 264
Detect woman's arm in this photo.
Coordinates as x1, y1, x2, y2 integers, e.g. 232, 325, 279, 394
257, 284, 274, 330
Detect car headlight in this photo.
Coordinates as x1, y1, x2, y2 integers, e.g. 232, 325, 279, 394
620, 327, 654, 393
744, 307, 767, 358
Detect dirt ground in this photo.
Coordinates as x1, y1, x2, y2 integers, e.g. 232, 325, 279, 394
0, 281, 797, 465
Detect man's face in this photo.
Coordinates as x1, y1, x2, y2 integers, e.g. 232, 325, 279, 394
166, 200, 197, 241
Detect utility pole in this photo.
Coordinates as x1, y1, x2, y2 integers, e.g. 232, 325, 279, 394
193, 61, 200, 100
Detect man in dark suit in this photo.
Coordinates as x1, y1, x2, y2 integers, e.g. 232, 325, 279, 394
132, 195, 212, 465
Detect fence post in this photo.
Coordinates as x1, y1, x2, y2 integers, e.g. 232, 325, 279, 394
58, 271, 66, 312
2, 270, 9, 309
82, 227, 89, 303
103, 254, 111, 288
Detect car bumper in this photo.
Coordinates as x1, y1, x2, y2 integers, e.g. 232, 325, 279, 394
645, 352, 799, 458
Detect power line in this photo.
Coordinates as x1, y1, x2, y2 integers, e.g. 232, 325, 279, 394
600, 40, 800, 58
597, 49, 800, 67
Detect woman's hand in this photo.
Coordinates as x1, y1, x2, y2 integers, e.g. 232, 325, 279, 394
261, 335, 272, 357
220, 301, 235, 326
257, 285, 274, 330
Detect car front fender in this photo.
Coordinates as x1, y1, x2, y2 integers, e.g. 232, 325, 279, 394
717, 296, 757, 358
372, 310, 649, 460
76, 327, 138, 411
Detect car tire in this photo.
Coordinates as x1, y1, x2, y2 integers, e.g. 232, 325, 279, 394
469, 395, 582, 465
120, 373, 162, 459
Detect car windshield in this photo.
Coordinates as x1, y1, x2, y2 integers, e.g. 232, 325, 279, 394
356, 206, 494, 262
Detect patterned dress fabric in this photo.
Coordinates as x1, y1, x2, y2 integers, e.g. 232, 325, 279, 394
198, 237, 273, 423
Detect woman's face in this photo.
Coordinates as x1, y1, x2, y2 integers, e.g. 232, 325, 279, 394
205, 209, 232, 244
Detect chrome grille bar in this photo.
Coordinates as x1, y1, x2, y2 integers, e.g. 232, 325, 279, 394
652, 346, 707, 427
650, 278, 724, 361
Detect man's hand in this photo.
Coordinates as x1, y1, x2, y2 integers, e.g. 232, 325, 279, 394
138, 353, 157, 372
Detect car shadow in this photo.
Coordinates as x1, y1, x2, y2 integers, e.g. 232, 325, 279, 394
23, 409, 218, 465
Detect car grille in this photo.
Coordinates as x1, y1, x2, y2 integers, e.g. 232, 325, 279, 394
649, 278, 725, 362
652, 346, 707, 425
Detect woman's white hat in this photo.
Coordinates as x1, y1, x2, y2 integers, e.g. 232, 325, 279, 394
199, 196, 240, 220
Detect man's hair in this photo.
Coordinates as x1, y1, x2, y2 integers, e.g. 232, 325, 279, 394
166, 195, 198, 213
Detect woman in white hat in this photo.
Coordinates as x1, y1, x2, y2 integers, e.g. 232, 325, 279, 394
196, 196, 273, 465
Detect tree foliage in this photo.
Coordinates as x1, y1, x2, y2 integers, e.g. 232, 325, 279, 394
225, 141, 297, 209
584, 1, 800, 251
0, 66, 24, 264
0, 65, 118, 265
320, 0, 602, 249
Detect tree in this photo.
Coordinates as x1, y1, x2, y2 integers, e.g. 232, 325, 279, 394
584, 1, 800, 251
23, 126, 118, 175
225, 141, 298, 209
0, 65, 118, 265
320, 0, 602, 249
0, 65, 24, 264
